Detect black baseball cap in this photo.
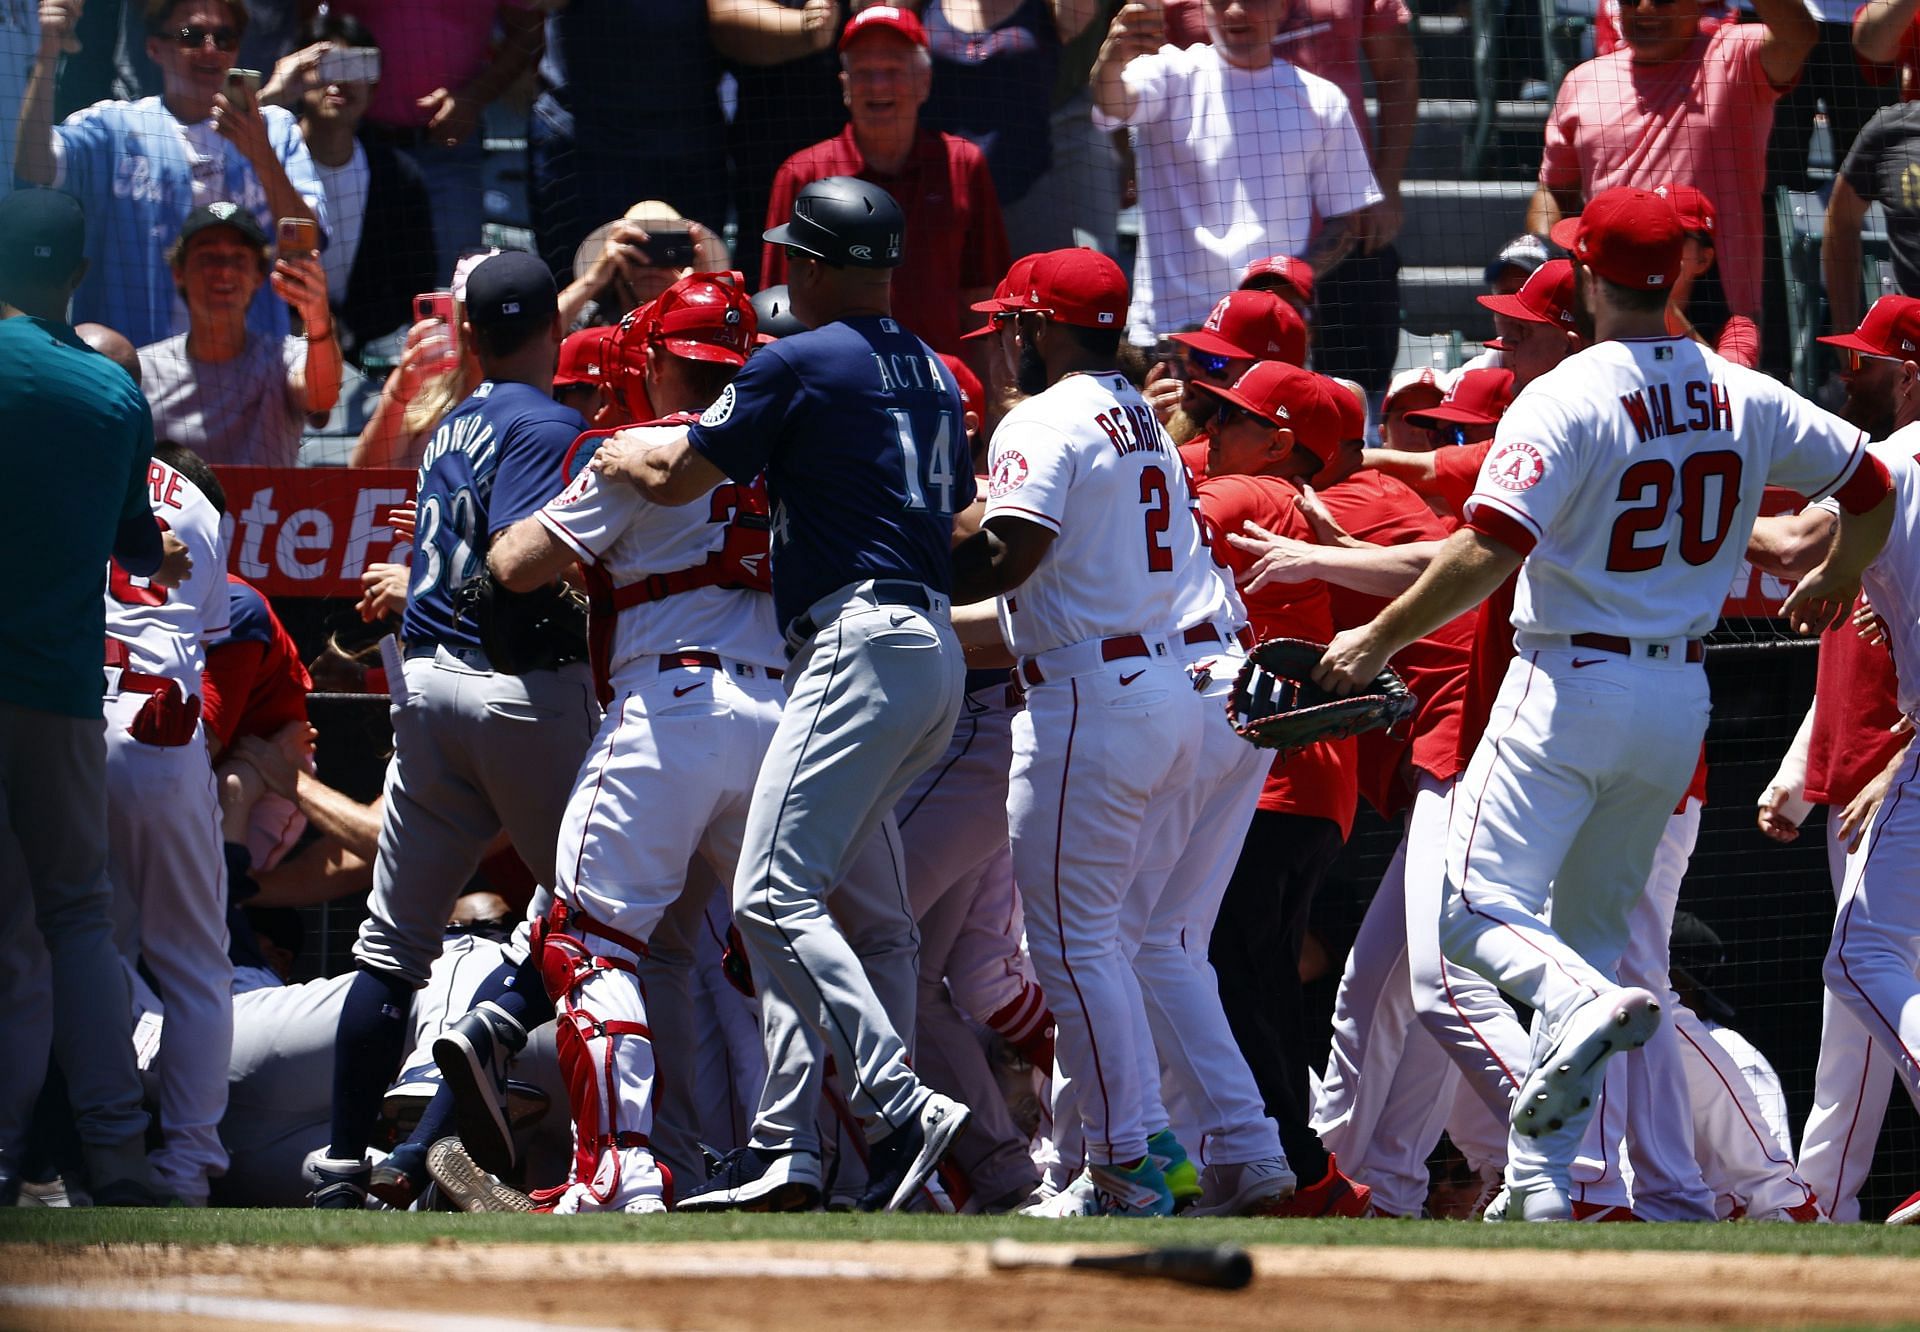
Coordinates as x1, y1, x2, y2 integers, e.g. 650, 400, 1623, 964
0, 187, 86, 295
1669, 910, 1737, 1024
764, 176, 904, 269
463, 250, 558, 330
178, 201, 269, 251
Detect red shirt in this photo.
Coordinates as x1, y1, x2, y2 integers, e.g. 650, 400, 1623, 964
762, 126, 1011, 355
1430, 439, 1492, 517
1195, 470, 1359, 837
1316, 470, 1474, 814
1806, 605, 1906, 806
201, 575, 310, 753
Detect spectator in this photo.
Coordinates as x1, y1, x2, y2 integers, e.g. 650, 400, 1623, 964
14, 0, 328, 348
1826, 82, 1920, 337
711, 0, 848, 291
1527, 0, 1816, 339
334, 0, 544, 282
0, 187, 174, 1209
559, 200, 731, 331
1092, 1, 1381, 347
1658, 182, 1759, 368
272, 12, 438, 361
920, 0, 1102, 246
1856, 0, 1920, 101
1483, 234, 1549, 299
762, 6, 1011, 354
532, 0, 729, 287
138, 203, 342, 468
349, 250, 493, 469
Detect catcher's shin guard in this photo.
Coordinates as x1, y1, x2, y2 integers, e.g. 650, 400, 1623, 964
536, 904, 661, 1208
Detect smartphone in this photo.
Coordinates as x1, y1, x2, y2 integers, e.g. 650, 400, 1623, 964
316, 46, 382, 85
639, 225, 696, 270
278, 217, 319, 259
225, 67, 262, 112
414, 290, 454, 327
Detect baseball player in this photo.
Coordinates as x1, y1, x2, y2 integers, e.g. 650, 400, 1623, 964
946, 247, 1221, 1216
103, 440, 232, 1206
1312, 187, 1894, 1221
588, 177, 974, 1213
311, 252, 599, 1208
1155, 291, 1308, 444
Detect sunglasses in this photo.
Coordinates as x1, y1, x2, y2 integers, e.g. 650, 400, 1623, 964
1187, 349, 1235, 379
1212, 400, 1265, 430
1842, 349, 1904, 372
171, 24, 242, 50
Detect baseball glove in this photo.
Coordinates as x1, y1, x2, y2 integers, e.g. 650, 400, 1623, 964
453, 572, 589, 676
1226, 637, 1417, 755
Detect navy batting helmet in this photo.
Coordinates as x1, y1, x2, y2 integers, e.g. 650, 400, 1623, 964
751, 285, 807, 341
764, 176, 905, 269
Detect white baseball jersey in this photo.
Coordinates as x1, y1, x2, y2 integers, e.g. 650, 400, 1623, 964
1852, 426, 1920, 718
1465, 336, 1869, 641
984, 371, 1215, 655
104, 457, 230, 699
537, 432, 782, 682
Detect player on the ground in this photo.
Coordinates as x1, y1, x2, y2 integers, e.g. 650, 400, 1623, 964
310, 253, 599, 1208
589, 177, 974, 1212
1309, 187, 1894, 1221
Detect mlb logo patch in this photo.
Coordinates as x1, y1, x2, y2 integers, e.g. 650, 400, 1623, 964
1655, 346, 1672, 360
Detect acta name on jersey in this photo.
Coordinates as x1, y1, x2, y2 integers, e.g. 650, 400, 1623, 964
1092, 403, 1169, 458
870, 350, 947, 395
1620, 379, 1734, 445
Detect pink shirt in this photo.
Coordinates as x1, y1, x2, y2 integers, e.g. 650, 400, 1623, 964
1540, 24, 1792, 318
336, 0, 531, 130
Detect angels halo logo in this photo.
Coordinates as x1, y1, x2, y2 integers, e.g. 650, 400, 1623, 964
989, 450, 1030, 499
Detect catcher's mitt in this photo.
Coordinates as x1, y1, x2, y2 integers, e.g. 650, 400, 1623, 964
1227, 637, 1417, 755
453, 573, 589, 676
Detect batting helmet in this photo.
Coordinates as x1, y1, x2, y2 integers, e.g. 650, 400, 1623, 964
764, 176, 905, 269
752, 284, 807, 341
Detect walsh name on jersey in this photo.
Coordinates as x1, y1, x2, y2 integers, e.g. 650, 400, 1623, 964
1620, 378, 1735, 444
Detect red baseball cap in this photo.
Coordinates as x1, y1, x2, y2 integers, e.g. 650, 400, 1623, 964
1383, 365, 1448, 413
1818, 294, 1920, 358
1192, 361, 1342, 461
963, 253, 1043, 339
1239, 254, 1314, 306
1406, 367, 1514, 427
1549, 187, 1685, 291
1173, 290, 1308, 366
1477, 258, 1577, 329
554, 326, 610, 387
1018, 247, 1127, 329
938, 352, 983, 413
1655, 182, 1716, 237
840, 5, 927, 50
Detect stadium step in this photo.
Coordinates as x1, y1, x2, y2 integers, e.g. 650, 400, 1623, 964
1395, 179, 1536, 271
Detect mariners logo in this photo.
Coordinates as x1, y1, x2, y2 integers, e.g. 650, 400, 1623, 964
989, 450, 1029, 498
700, 383, 736, 428
1487, 441, 1545, 492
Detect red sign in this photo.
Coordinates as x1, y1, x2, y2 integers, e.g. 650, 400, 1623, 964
1719, 487, 1808, 622
216, 467, 415, 598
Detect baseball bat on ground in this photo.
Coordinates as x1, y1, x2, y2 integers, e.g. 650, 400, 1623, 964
987, 1239, 1254, 1290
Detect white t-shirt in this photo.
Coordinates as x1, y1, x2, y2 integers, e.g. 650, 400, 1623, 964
313, 143, 370, 306
105, 457, 231, 699
1463, 336, 1867, 641
984, 370, 1214, 655
138, 332, 308, 468
1098, 44, 1381, 344
537, 433, 783, 683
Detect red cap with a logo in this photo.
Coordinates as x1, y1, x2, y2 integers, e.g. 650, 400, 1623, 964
1017, 247, 1127, 329
1173, 290, 1308, 366
555, 326, 610, 387
963, 253, 1043, 339
1406, 367, 1514, 427
840, 5, 928, 50
1239, 254, 1315, 306
1654, 182, 1716, 237
1549, 187, 1685, 291
1192, 361, 1342, 461
1477, 258, 1577, 329
1818, 294, 1920, 359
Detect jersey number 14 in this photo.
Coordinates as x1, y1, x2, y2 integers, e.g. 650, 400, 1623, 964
890, 408, 959, 515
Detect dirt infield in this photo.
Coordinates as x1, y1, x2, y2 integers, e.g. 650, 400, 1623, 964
2, 1240, 1916, 1331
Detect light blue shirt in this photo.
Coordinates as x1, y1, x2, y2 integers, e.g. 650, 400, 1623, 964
51, 96, 328, 346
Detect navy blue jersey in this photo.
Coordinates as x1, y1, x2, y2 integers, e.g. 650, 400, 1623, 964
404, 380, 588, 651
687, 316, 975, 628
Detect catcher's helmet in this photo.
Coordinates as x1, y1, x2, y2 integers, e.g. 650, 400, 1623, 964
751, 284, 807, 340
764, 176, 905, 269
605, 273, 756, 415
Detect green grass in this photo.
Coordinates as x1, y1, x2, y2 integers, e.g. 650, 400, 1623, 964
8, 1209, 1920, 1256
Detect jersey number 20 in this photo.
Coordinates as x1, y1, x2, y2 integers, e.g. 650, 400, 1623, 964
1605, 451, 1743, 572
890, 409, 959, 515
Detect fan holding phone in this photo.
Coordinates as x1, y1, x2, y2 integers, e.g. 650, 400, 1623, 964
557, 199, 732, 331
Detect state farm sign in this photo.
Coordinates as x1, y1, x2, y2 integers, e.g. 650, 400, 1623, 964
215, 467, 414, 598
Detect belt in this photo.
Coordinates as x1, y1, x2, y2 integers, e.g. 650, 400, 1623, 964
657, 651, 782, 680
1019, 632, 1158, 687
405, 643, 493, 670
1568, 632, 1704, 664
784, 579, 940, 655
1181, 622, 1257, 651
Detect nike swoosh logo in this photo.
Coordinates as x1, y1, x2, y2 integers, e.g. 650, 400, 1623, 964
673, 682, 707, 697
889, 612, 913, 627
1570, 658, 1607, 669
1119, 670, 1145, 686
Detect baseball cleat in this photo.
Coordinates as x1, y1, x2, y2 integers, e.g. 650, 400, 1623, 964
303, 1151, 371, 1210
1186, 1156, 1298, 1217
1482, 1180, 1573, 1223
675, 1146, 822, 1213
1266, 1153, 1371, 1218
1888, 1189, 1920, 1226
858, 1092, 971, 1213
1088, 1157, 1175, 1217
1019, 1172, 1097, 1218
368, 1141, 430, 1209
426, 1138, 534, 1213
432, 1002, 527, 1177
1512, 987, 1661, 1138
1146, 1128, 1202, 1211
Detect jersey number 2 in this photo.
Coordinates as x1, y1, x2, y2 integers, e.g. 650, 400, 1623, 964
1605, 451, 1743, 572
1140, 466, 1173, 572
